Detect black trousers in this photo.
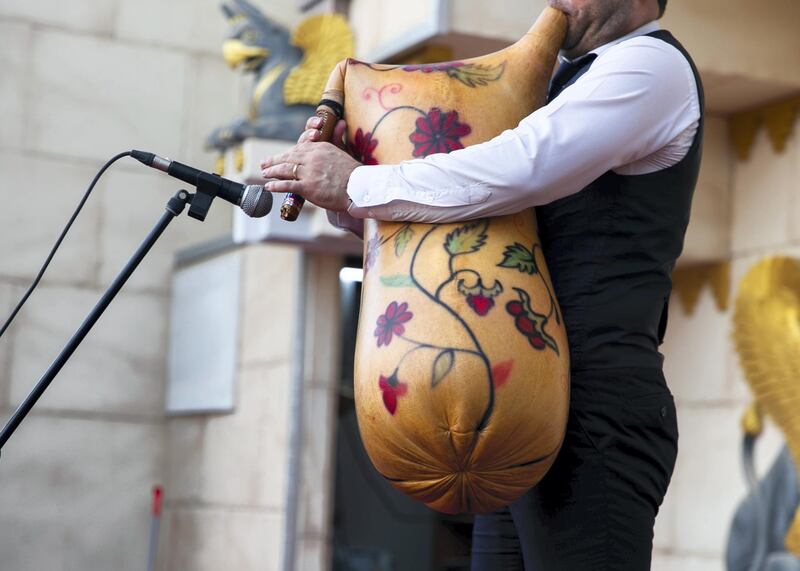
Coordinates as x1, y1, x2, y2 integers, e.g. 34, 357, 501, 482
471, 368, 679, 570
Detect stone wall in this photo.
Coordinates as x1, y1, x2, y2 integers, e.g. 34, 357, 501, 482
652, 119, 800, 569
0, 1, 299, 569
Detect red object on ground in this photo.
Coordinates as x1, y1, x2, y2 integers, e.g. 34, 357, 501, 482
152, 486, 163, 517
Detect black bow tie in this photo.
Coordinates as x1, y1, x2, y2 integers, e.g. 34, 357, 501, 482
547, 53, 598, 103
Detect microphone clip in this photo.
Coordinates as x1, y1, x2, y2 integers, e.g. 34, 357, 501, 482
188, 172, 222, 222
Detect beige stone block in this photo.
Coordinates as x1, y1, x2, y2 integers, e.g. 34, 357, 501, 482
0, 152, 102, 284
0, 415, 163, 571
297, 387, 336, 539
350, 0, 442, 59
295, 537, 329, 571
0, 21, 31, 152
0, 282, 21, 407
97, 166, 232, 293
115, 0, 229, 56
164, 417, 207, 503
29, 29, 187, 162
671, 404, 784, 556
160, 506, 284, 571
663, 1, 800, 96
180, 53, 249, 170
681, 117, 732, 264
0, 0, 117, 35
200, 363, 291, 508
8, 285, 167, 417
731, 128, 795, 256
787, 130, 800, 244
115, 0, 304, 56
452, 0, 546, 43
303, 254, 342, 387
651, 553, 722, 571
663, 289, 734, 405
239, 244, 300, 367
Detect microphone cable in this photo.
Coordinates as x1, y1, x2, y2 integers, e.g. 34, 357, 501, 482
0, 151, 132, 341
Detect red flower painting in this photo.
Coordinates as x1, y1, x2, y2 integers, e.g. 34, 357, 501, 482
374, 301, 414, 347
347, 128, 379, 165
409, 108, 472, 158
458, 276, 503, 317
379, 373, 408, 415
467, 294, 494, 316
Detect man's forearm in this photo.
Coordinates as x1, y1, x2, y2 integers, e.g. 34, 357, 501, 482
344, 36, 699, 224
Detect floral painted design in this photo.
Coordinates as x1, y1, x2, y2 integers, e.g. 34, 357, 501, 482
402, 61, 507, 88
402, 62, 466, 73
347, 128, 379, 165
379, 373, 408, 415
364, 234, 381, 275
349, 59, 506, 89
409, 108, 472, 158
498, 242, 561, 325
374, 301, 414, 347
458, 277, 503, 316
506, 288, 559, 355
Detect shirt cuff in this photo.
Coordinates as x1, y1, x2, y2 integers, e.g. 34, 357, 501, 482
346, 164, 397, 217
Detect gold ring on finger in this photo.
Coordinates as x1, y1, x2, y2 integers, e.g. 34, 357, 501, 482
292, 163, 300, 180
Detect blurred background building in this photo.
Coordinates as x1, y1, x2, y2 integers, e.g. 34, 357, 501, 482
0, 0, 799, 570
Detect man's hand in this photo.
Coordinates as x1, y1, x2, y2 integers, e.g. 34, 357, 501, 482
260, 116, 358, 213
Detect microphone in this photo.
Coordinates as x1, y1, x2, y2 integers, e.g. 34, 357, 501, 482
131, 150, 272, 218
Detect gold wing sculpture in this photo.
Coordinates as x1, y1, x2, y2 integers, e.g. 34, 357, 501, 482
284, 13, 354, 106
733, 256, 800, 555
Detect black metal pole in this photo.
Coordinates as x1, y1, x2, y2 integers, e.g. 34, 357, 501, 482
0, 190, 192, 452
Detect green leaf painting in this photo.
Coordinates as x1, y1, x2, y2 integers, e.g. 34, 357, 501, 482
394, 225, 414, 257
432, 349, 455, 388
498, 243, 538, 275
445, 220, 489, 256
447, 62, 507, 88
380, 274, 415, 288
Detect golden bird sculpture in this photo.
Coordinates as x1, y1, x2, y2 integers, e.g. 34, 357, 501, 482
733, 255, 800, 555
207, 0, 353, 157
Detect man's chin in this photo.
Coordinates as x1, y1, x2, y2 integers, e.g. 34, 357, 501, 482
561, 35, 581, 54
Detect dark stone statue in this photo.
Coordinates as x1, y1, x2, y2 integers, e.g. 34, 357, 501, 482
207, 0, 353, 152
727, 443, 800, 571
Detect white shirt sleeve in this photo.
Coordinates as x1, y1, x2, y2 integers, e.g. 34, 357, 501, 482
341, 35, 700, 225
326, 209, 364, 239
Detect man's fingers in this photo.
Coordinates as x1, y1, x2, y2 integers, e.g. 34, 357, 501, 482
262, 162, 302, 181
264, 180, 303, 194
333, 119, 348, 150
260, 146, 307, 169
305, 116, 323, 130
297, 128, 320, 144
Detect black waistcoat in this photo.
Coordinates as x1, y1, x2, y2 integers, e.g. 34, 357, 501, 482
537, 30, 705, 372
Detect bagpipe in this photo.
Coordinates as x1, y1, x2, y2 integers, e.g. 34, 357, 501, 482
290, 7, 571, 514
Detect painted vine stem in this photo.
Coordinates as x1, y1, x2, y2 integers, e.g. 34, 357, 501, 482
355, 76, 559, 423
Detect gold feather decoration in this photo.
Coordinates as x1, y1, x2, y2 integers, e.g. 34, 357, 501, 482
733, 256, 800, 556
671, 261, 730, 316
283, 14, 354, 106
729, 95, 800, 161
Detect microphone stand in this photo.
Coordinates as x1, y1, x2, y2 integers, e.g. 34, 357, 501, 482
0, 184, 215, 456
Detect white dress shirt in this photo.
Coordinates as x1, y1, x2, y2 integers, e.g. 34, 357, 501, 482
328, 21, 701, 235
